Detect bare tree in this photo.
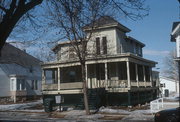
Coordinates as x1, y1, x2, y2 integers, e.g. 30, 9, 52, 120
46, 0, 149, 115
0, 0, 43, 55
162, 50, 179, 80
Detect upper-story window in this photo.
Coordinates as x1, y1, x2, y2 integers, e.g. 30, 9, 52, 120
96, 37, 100, 55
96, 37, 107, 55
135, 44, 138, 55
69, 46, 76, 59
102, 37, 107, 54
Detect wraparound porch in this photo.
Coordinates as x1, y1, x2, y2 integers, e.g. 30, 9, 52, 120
42, 57, 154, 93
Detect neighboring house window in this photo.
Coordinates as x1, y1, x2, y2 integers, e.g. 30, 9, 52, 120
31, 80, 34, 90
31, 80, 38, 90
17, 79, 26, 91
96, 37, 100, 55
35, 80, 38, 90
29, 66, 33, 73
102, 37, 107, 54
21, 79, 26, 90
69, 46, 76, 59
10, 79, 15, 91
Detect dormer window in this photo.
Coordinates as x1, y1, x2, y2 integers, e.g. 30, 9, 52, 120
69, 47, 76, 59
96, 37, 100, 55
102, 37, 107, 54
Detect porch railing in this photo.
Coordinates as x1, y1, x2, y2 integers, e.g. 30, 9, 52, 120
42, 80, 152, 90
108, 80, 128, 88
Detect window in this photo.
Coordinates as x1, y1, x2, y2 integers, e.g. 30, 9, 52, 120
17, 79, 20, 90
69, 71, 76, 82
45, 68, 58, 84
31, 80, 38, 90
17, 79, 26, 91
21, 79, 26, 90
96, 64, 105, 80
10, 78, 15, 91
31, 80, 34, 90
102, 37, 107, 54
69, 47, 76, 59
96, 37, 100, 55
136, 44, 138, 55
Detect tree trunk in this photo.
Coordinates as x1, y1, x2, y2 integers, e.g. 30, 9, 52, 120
81, 62, 90, 115
0, 0, 43, 56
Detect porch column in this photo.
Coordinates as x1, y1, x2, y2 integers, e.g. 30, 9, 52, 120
126, 61, 131, 88
135, 64, 139, 87
143, 66, 146, 87
150, 67, 152, 87
58, 67, 61, 90
105, 62, 108, 88
42, 69, 46, 85
85, 64, 88, 88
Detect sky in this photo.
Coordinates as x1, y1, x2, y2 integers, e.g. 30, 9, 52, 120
120, 0, 179, 74
7, 0, 179, 75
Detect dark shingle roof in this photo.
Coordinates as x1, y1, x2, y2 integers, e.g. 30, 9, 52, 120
0, 43, 41, 67
171, 21, 180, 42
84, 16, 131, 32
172, 22, 180, 32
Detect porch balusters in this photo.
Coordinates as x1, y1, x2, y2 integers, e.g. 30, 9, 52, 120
126, 61, 131, 88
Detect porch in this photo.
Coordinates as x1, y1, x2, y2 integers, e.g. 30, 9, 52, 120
42, 59, 153, 93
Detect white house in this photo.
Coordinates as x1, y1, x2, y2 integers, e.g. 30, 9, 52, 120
41, 16, 158, 111
0, 43, 42, 103
160, 76, 179, 96
171, 22, 180, 58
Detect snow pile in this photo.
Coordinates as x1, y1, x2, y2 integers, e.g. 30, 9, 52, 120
0, 100, 42, 111
98, 107, 153, 121
64, 110, 103, 120
64, 110, 86, 119
99, 106, 130, 114
78, 114, 104, 120
121, 112, 153, 121
131, 109, 152, 114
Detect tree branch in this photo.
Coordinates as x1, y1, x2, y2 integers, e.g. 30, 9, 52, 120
0, 5, 7, 13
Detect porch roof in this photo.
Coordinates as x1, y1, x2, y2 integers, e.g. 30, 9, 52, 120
41, 53, 157, 68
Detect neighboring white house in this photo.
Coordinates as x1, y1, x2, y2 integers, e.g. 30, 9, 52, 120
0, 43, 42, 103
171, 22, 180, 58
160, 76, 179, 96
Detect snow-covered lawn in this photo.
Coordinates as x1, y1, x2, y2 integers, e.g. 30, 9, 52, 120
0, 100, 42, 111
0, 100, 154, 121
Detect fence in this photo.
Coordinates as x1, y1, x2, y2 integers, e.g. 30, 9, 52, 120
150, 98, 164, 113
